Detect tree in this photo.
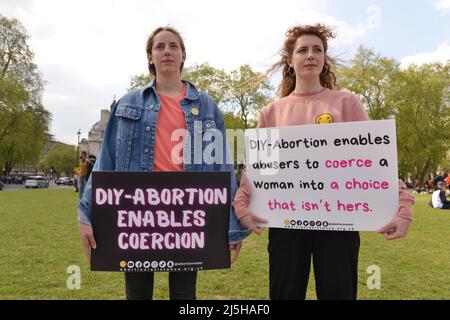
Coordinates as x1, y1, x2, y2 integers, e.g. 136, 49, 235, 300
222, 112, 247, 172
128, 63, 229, 105
183, 63, 228, 105
0, 77, 28, 140
0, 15, 45, 112
127, 64, 276, 125
222, 112, 245, 129
390, 63, 450, 185
128, 73, 153, 91
0, 107, 50, 176
337, 46, 450, 185
223, 65, 274, 129
40, 144, 77, 176
337, 46, 400, 120
0, 16, 50, 174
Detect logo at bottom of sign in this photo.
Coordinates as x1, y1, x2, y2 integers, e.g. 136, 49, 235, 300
118, 260, 204, 272
283, 219, 355, 231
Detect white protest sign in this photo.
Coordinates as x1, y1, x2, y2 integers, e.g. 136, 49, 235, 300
245, 120, 398, 231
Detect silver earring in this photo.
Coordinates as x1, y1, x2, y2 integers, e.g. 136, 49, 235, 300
288, 67, 295, 77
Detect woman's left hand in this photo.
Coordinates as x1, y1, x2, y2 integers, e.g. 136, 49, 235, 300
230, 242, 242, 264
377, 216, 411, 240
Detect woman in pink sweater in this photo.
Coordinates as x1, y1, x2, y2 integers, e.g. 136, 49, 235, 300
233, 24, 414, 300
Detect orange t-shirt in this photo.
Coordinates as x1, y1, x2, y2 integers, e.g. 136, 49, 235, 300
153, 85, 187, 171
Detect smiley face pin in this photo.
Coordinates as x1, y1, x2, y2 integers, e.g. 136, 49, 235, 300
191, 108, 199, 116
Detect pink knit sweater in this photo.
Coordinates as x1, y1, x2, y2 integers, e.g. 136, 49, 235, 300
233, 88, 414, 221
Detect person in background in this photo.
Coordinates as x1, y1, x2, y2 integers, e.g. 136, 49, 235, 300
431, 181, 450, 209
85, 155, 96, 180
78, 151, 89, 199
444, 171, 450, 190
433, 171, 445, 189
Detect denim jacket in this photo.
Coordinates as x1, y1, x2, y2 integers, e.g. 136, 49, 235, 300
77, 80, 250, 244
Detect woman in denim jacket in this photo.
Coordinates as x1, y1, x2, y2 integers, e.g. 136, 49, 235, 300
78, 26, 250, 300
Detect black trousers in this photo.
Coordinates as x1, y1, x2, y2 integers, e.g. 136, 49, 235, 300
125, 271, 197, 300
268, 229, 360, 300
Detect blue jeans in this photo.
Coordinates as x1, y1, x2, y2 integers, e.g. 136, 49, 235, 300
78, 177, 87, 200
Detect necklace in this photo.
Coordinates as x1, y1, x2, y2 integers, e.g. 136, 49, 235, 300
291, 88, 326, 97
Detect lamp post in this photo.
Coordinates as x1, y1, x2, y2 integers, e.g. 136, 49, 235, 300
77, 129, 81, 166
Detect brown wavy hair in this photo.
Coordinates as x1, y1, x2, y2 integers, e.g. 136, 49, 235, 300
270, 24, 337, 98
146, 26, 186, 77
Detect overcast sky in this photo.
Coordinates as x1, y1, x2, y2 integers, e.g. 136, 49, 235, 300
1, 0, 449, 145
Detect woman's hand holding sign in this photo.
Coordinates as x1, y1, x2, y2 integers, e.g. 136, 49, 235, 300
239, 213, 268, 235
233, 169, 268, 235
229, 242, 242, 264
79, 223, 97, 264
377, 215, 411, 240
377, 180, 414, 240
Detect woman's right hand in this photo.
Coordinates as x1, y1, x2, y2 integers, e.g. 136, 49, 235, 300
79, 223, 97, 265
239, 213, 268, 235
234, 168, 268, 234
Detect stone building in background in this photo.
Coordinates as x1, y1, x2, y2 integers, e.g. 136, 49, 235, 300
78, 98, 116, 157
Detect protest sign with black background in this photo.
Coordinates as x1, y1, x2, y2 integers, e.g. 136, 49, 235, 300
91, 171, 231, 272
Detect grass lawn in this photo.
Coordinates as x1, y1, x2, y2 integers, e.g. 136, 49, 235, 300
0, 188, 449, 299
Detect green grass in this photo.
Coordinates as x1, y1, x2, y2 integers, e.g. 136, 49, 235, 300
0, 189, 449, 299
